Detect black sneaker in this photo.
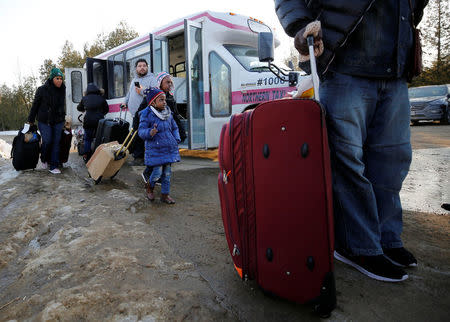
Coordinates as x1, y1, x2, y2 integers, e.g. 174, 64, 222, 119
383, 247, 418, 268
334, 249, 408, 282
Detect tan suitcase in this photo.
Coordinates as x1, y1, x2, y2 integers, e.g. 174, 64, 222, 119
87, 130, 137, 184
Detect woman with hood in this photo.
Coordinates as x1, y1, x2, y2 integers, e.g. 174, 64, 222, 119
77, 83, 109, 161
28, 67, 66, 174
155, 72, 187, 143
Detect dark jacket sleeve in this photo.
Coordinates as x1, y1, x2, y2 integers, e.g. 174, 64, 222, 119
138, 97, 147, 113
28, 86, 42, 123
276, 0, 377, 74
77, 98, 85, 112
274, 0, 315, 37
102, 99, 109, 115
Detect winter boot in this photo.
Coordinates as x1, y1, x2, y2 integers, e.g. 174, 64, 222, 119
146, 183, 155, 201
160, 194, 175, 204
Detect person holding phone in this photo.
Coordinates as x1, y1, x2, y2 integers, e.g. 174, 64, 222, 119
122, 59, 157, 161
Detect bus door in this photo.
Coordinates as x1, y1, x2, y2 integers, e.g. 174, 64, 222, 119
86, 58, 111, 98
184, 19, 205, 149
65, 67, 87, 126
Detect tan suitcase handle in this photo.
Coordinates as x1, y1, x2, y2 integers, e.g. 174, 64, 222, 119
115, 128, 138, 159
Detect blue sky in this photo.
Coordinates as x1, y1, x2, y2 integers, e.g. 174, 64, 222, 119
0, 0, 292, 86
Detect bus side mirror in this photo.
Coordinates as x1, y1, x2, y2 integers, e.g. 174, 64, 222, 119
288, 72, 299, 87
258, 32, 274, 62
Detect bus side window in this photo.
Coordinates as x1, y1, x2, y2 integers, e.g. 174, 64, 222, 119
175, 62, 186, 78
125, 43, 151, 90
209, 52, 231, 117
71, 71, 83, 103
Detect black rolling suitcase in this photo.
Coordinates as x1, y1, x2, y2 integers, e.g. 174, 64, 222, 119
93, 107, 129, 152
11, 125, 41, 171
59, 128, 73, 164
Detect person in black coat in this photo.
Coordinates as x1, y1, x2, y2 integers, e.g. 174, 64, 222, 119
28, 67, 66, 174
77, 83, 109, 161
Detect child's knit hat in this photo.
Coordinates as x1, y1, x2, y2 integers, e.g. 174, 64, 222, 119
144, 87, 164, 106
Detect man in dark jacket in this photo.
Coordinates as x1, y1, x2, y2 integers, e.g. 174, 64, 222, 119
275, 0, 428, 282
77, 83, 109, 161
28, 67, 66, 174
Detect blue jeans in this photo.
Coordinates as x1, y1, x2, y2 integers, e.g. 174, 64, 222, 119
320, 72, 412, 256
38, 122, 64, 170
83, 128, 96, 156
149, 164, 171, 194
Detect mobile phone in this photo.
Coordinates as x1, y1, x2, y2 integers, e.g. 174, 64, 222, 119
134, 81, 140, 87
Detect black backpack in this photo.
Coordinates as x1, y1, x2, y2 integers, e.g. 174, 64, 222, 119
11, 125, 41, 171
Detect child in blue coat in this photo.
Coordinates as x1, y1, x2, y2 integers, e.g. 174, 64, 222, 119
138, 88, 180, 204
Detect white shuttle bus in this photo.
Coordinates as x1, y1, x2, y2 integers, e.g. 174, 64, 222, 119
66, 11, 296, 149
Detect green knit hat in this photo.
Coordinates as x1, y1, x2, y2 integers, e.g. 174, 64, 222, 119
49, 67, 63, 80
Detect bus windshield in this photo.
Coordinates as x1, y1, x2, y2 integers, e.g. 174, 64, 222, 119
224, 45, 270, 72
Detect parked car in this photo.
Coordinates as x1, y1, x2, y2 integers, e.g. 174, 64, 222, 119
409, 84, 450, 125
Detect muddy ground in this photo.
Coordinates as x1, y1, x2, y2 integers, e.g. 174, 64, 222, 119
0, 123, 449, 321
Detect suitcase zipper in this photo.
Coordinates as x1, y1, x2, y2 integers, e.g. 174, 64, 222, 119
241, 111, 253, 279
219, 121, 241, 260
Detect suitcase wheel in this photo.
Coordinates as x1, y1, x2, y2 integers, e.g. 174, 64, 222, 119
110, 170, 120, 179
94, 176, 103, 185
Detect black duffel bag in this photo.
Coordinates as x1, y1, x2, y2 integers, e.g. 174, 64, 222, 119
11, 125, 41, 171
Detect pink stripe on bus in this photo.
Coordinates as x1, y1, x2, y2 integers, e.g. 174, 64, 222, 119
109, 103, 126, 113
155, 12, 250, 35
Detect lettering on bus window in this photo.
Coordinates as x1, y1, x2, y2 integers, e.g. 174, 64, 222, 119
209, 52, 231, 117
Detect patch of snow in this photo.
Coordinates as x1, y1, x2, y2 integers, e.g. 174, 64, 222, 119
401, 148, 450, 215
0, 138, 12, 159
0, 130, 18, 135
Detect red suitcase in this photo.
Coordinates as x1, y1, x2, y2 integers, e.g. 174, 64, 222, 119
217, 38, 335, 316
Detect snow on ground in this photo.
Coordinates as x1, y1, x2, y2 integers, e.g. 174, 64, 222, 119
401, 147, 450, 215
0, 139, 12, 159
0, 131, 18, 136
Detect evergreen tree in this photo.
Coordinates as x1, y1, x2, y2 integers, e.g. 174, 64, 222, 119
421, 0, 449, 67
410, 0, 450, 86
38, 59, 56, 84
58, 40, 85, 72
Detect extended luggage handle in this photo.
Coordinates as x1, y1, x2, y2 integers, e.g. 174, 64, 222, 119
307, 35, 320, 102
114, 128, 138, 160
118, 104, 128, 124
